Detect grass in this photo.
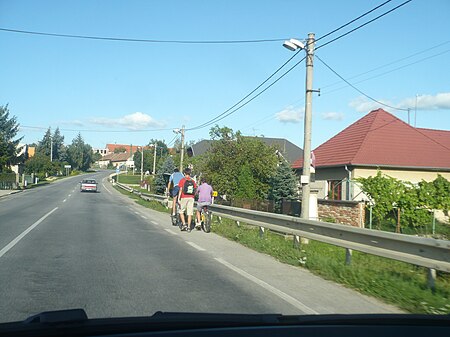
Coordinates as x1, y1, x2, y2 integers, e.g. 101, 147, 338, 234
113, 184, 450, 314
117, 174, 142, 185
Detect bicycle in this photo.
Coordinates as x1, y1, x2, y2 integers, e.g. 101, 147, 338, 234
199, 204, 211, 233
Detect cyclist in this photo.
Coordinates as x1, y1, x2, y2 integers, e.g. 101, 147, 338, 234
177, 168, 197, 232
195, 177, 213, 229
167, 168, 184, 217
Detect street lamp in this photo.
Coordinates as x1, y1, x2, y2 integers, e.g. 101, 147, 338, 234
283, 33, 316, 220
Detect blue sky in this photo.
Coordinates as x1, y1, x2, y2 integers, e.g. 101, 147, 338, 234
1, 0, 449, 150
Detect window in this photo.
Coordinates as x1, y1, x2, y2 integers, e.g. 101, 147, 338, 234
328, 180, 342, 200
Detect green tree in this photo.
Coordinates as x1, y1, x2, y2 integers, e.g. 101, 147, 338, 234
269, 160, 299, 212
0, 105, 23, 173
154, 156, 175, 194
66, 133, 94, 171
52, 127, 66, 161
202, 125, 278, 200
24, 152, 61, 179
114, 146, 127, 154
36, 127, 52, 158
133, 149, 153, 173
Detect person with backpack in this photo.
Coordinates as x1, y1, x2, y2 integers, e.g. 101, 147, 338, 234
177, 167, 197, 232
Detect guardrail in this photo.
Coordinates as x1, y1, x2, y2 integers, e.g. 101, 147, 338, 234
113, 182, 450, 287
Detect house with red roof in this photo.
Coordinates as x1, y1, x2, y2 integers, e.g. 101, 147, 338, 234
292, 109, 450, 201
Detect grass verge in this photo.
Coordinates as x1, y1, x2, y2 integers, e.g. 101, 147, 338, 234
113, 184, 450, 314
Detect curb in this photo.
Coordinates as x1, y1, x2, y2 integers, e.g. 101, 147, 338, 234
0, 190, 23, 198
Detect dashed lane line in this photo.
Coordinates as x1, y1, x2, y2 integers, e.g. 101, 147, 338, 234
63, 199, 67, 203
164, 228, 177, 235
0, 207, 59, 259
214, 257, 318, 314
186, 241, 206, 251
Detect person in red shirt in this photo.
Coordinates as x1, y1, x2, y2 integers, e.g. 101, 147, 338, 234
177, 167, 197, 232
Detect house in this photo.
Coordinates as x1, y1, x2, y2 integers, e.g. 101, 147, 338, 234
189, 137, 303, 164
97, 152, 133, 169
292, 108, 450, 201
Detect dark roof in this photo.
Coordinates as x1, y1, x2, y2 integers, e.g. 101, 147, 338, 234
292, 108, 450, 170
101, 152, 131, 162
189, 137, 303, 164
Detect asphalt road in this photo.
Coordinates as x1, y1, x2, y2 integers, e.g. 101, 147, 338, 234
0, 171, 401, 322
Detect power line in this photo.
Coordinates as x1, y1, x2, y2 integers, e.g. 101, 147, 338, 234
186, 0, 413, 131
0, 27, 286, 44
20, 125, 174, 133
315, 0, 393, 44
187, 56, 306, 131
315, 54, 409, 111
316, 0, 413, 50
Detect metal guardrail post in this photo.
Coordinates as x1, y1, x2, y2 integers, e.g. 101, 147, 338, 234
259, 226, 265, 239
427, 268, 436, 291
345, 248, 352, 265
294, 235, 300, 249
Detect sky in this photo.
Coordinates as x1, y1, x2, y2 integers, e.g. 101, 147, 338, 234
1, 0, 449, 151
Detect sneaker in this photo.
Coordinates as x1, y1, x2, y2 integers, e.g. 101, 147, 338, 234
195, 221, 201, 229
187, 227, 192, 233
181, 224, 187, 231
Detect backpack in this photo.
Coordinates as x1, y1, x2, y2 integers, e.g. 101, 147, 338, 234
183, 179, 195, 195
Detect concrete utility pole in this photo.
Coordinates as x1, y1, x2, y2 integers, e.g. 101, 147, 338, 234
140, 147, 144, 183
300, 33, 316, 220
152, 143, 157, 175
50, 136, 53, 162
179, 125, 185, 172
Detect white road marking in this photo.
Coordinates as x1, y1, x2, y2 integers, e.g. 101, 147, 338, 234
0, 207, 59, 259
68, 194, 71, 197
134, 211, 140, 215
141, 215, 147, 219
151, 221, 158, 225
186, 241, 206, 251
102, 183, 112, 194
214, 258, 318, 314
164, 228, 177, 235
63, 199, 67, 203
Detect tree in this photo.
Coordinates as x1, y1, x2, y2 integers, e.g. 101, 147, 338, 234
133, 149, 153, 173
201, 125, 278, 200
24, 152, 61, 179
114, 147, 127, 154
148, 139, 169, 157
52, 127, 65, 161
36, 127, 52, 158
154, 156, 175, 194
0, 104, 23, 173
269, 160, 299, 212
66, 133, 94, 171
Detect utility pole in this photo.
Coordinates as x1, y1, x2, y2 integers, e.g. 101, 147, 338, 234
300, 33, 316, 220
50, 136, 53, 162
140, 147, 144, 183
179, 125, 185, 171
152, 143, 157, 175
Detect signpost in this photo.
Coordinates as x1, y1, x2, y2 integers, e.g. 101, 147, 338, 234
64, 165, 71, 176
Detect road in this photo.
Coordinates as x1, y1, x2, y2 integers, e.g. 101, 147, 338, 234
0, 171, 400, 322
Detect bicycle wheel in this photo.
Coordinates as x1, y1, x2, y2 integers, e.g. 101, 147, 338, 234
202, 211, 211, 233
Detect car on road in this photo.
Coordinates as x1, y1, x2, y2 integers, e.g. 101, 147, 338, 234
80, 179, 98, 192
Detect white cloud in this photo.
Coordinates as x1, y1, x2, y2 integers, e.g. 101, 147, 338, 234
398, 92, 450, 110
348, 96, 391, 113
321, 112, 344, 121
90, 112, 165, 130
349, 92, 450, 113
275, 106, 304, 123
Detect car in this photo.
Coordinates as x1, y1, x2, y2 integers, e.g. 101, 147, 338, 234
80, 179, 98, 192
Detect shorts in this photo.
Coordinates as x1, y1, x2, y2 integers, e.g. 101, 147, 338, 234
180, 197, 194, 216
197, 201, 211, 211
171, 185, 180, 198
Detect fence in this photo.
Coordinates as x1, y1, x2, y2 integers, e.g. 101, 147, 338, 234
114, 182, 450, 288
0, 173, 17, 190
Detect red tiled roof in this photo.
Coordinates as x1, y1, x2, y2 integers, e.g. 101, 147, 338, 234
106, 144, 151, 154
292, 109, 450, 169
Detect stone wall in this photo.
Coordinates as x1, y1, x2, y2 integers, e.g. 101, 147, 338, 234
318, 199, 365, 228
